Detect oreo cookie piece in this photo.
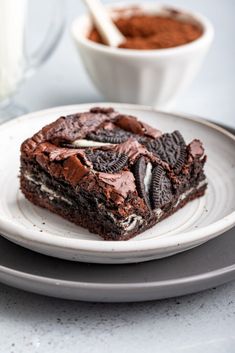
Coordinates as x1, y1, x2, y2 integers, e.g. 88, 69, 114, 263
133, 156, 151, 209
86, 150, 128, 173
147, 137, 166, 159
147, 131, 186, 173
87, 128, 133, 144
135, 136, 150, 146
150, 165, 174, 209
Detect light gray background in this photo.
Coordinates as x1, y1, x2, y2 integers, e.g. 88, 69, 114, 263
1, 0, 235, 352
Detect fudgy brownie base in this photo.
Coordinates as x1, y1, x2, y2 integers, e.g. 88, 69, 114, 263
20, 160, 207, 241
20, 175, 206, 241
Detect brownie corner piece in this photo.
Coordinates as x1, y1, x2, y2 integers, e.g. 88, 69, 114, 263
20, 107, 207, 241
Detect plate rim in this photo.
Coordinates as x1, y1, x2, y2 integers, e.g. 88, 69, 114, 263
0, 102, 235, 254
0, 259, 235, 290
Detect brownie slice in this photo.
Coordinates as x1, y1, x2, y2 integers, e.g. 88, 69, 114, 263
20, 107, 207, 241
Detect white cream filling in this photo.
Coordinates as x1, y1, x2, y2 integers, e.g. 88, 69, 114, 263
154, 208, 164, 219
174, 180, 207, 208
144, 162, 153, 193
24, 172, 73, 205
72, 139, 116, 147
120, 214, 144, 231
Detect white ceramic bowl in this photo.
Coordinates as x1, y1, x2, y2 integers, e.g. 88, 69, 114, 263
71, 3, 214, 109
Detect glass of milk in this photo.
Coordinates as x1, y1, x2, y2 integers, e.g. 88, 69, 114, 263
0, 0, 64, 122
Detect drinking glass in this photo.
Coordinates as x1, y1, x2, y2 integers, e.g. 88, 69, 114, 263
0, 0, 64, 122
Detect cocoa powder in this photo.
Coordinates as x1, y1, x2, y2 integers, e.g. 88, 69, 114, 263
88, 14, 203, 50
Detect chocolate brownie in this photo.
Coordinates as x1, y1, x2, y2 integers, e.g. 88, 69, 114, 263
20, 107, 207, 241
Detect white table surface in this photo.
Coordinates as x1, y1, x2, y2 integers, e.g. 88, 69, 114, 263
1, 0, 235, 352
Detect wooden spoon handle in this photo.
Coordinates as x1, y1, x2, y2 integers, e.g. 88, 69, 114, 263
82, 0, 125, 47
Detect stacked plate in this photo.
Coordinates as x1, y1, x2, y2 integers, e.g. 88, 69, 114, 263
0, 104, 235, 302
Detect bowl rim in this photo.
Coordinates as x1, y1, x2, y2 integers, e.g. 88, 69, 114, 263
71, 2, 214, 57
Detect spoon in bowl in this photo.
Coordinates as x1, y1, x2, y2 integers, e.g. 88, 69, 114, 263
82, 0, 125, 47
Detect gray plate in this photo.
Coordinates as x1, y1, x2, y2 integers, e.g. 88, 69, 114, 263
0, 124, 234, 302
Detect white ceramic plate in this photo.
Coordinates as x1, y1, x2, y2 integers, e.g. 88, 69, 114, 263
0, 103, 235, 264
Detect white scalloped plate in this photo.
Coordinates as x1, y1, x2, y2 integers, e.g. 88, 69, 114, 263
0, 103, 235, 264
